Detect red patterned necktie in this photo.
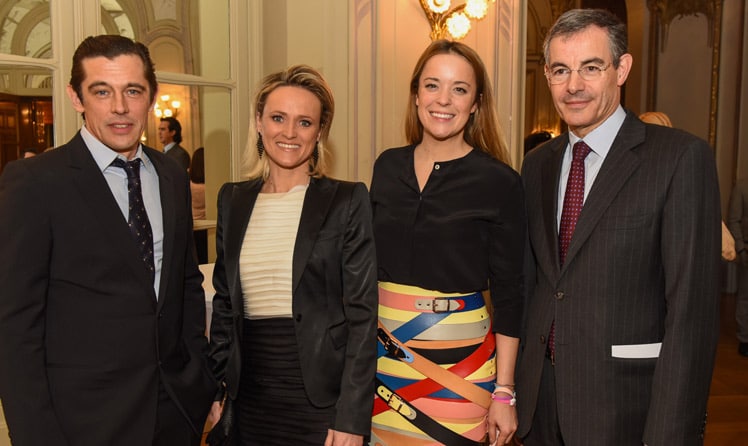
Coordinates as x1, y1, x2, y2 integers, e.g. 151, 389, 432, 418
549, 140, 592, 360
111, 158, 155, 281
558, 140, 592, 265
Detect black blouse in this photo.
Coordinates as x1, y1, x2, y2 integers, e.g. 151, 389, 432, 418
370, 145, 526, 337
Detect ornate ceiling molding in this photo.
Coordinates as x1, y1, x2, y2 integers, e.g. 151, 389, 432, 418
548, 0, 575, 22
647, 0, 722, 50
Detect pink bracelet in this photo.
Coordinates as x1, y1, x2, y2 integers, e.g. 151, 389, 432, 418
491, 385, 517, 406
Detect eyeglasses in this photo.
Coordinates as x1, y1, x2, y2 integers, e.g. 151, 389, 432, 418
545, 63, 612, 85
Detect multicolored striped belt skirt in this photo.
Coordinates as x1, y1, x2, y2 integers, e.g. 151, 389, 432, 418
371, 282, 495, 446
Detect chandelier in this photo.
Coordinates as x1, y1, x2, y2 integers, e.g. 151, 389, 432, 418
153, 94, 181, 118
419, 0, 495, 40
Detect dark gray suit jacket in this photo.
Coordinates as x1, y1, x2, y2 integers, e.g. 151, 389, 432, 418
0, 133, 217, 446
166, 143, 191, 171
517, 112, 721, 445
208, 176, 378, 436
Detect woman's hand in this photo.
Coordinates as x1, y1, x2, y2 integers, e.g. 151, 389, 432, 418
486, 400, 518, 445
206, 400, 223, 430
324, 429, 364, 446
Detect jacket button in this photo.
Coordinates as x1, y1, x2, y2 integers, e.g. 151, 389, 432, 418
554, 291, 565, 300
295, 314, 302, 322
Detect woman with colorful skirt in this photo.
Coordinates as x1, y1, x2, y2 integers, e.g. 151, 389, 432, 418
369, 40, 526, 446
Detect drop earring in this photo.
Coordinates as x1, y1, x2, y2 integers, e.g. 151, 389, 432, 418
312, 142, 319, 165
256, 132, 264, 158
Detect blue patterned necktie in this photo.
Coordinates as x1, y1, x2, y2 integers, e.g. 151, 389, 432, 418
111, 158, 155, 280
549, 141, 592, 361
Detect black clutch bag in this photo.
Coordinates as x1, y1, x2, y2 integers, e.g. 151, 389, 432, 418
205, 398, 238, 446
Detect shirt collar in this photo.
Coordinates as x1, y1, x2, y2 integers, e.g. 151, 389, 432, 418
81, 125, 153, 173
163, 142, 176, 153
568, 105, 626, 158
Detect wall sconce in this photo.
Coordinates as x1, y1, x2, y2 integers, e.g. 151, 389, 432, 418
153, 94, 181, 118
419, 0, 495, 40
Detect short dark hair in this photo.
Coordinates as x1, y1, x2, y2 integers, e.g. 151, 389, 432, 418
524, 131, 553, 154
543, 9, 628, 69
70, 35, 158, 104
160, 117, 183, 144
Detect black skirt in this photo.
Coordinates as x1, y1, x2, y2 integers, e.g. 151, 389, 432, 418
237, 317, 334, 446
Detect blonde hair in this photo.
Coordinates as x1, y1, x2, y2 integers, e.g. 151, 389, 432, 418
639, 111, 672, 128
404, 40, 509, 164
244, 64, 335, 180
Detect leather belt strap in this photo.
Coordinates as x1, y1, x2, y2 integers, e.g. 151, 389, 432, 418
376, 372, 493, 400
373, 331, 495, 415
377, 322, 492, 409
406, 336, 488, 349
409, 397, 487, 420
379, 284, 484, 313
379, 315, 490, 341
375, 379, 483, 446
384, 293, 484, 344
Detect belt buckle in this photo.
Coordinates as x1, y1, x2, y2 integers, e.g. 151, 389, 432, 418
386, 392, 415, 420
378, 328, 403, 357
377, 328, 414, 363
432, 298, 450, 313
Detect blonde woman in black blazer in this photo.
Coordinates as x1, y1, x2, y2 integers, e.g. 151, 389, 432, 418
207, 65, 378, 446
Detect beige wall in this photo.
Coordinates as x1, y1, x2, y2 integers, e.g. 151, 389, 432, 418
255, 0, 525, 184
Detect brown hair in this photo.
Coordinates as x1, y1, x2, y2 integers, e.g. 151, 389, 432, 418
404, 40, 508, 163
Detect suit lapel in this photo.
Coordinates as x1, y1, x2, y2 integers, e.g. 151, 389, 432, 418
292, 177, 337, 293
561, 113, 645, 271
225, 179, 262, 310
67, 135, 156, 294
539, 137, 567, 278
147, 147, 175, 304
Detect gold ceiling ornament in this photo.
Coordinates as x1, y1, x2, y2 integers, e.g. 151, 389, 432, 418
418, 0, 496, 41
647, 0, 722, 50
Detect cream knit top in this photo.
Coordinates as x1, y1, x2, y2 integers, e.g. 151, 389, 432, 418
240, 184, 307, 319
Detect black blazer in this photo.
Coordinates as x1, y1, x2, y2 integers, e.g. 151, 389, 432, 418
517, 112, 721, 445
208, 176, 378, 436
0, 133, 217, 445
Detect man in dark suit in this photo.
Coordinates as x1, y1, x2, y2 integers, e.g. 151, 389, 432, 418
727, 178, 748, 356
159, 116, 191, 170
0, 35, 216, 446
517, 9, 721, 446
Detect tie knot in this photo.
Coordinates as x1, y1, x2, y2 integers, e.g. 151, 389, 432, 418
572, 141, 592, 161
111, 157, 142, 178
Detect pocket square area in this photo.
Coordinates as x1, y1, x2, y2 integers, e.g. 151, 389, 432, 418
611, 342, 662, 358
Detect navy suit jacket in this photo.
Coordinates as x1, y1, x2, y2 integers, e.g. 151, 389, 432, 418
0, 133, 217, 446
517, 112, 721, 445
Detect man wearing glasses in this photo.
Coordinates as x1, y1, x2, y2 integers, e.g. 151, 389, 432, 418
517, 8, 720, 446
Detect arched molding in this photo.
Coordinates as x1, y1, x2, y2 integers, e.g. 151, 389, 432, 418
9, 4, 50, 58
100, 7, 120, 35
113, 0, 145, 38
